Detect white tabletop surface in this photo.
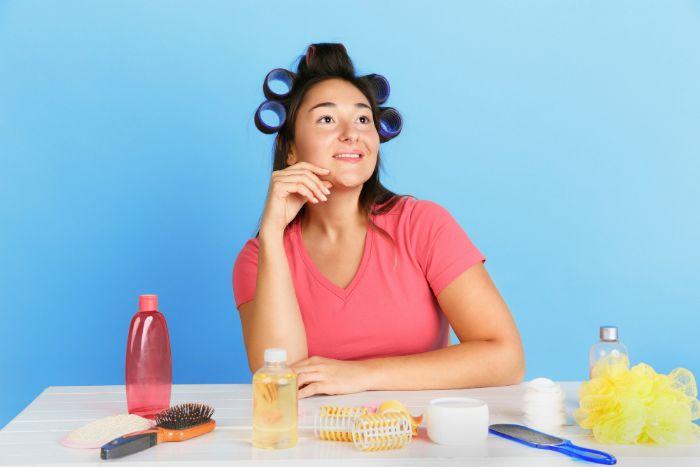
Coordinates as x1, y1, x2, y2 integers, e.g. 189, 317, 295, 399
1, 382, 698, 466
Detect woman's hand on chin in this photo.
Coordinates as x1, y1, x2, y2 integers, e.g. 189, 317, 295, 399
291, 355, 373, 399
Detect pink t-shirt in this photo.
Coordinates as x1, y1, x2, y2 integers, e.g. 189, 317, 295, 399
232, 196, 485, 360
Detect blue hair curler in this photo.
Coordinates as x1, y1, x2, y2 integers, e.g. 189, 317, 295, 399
254, 65, 402, 141
378, 107, 402, 142
364, 74, 390, 105
254, 100, 287, 134
263, 68, 295, 100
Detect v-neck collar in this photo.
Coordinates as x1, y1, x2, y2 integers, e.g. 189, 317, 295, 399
293, 217, 374, 301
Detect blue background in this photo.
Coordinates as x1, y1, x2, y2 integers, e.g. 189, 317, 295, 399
1, 0, 699, 429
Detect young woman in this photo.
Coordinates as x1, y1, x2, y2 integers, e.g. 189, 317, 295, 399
233, 43, 525, 398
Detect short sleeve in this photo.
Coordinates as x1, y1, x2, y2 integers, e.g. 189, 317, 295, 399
408, 200, 486, 296
232, 239, 260, 309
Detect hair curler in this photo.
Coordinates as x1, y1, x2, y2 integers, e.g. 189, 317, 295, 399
263, 68, 295, 100
363, 74, 390, 105
352, 412, 413, 451
314, 405, 412, 451
254, 100, 287, 134
378, 107, 403, 142
314, 405, 369, 442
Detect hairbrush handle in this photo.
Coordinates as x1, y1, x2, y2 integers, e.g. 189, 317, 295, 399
100, 429, 158, 459
158, 420, 217, 442
100, 420, 216, 459
548, 440, 617, 465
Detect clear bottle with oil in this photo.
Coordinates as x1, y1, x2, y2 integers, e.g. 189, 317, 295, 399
589, 325, 629, 378
252, 348, 298, 449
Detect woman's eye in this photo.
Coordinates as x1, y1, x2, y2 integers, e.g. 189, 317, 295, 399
317, 115, 372, 124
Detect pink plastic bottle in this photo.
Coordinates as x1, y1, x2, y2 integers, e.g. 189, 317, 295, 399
126, 294, 172, 418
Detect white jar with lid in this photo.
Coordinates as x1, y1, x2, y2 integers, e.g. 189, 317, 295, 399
426, 397, 489, 445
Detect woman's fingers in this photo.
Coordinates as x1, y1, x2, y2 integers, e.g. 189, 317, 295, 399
290, 161, 331, 176
296, 371, 323, 388
280, 168, 332, 193
291, 363, 325, 374
276, 181, 318, 204
291, 355, 326, 368
260, 163, 333, 234
298, 382, 330, 399
275, 172, 329, 201
282, 169, 332, 193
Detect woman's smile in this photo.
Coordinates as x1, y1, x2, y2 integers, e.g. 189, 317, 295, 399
332, 152, 364, 163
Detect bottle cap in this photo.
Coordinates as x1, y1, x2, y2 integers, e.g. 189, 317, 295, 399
139, 294, 158, 312
264, 348, 287, 363
600, 326, 618, 342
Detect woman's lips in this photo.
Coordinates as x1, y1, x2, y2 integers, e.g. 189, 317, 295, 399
332, 153, 363, 164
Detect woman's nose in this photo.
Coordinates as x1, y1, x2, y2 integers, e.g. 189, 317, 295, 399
338, 121, 359, 142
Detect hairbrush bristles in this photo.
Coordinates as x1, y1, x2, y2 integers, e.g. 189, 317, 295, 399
155, 403, 214, 430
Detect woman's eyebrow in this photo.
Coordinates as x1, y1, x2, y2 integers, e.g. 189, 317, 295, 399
308, 102, 371, 112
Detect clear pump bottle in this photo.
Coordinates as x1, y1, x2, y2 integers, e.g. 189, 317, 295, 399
589, 325, 628, 378
252, 348, 298, 449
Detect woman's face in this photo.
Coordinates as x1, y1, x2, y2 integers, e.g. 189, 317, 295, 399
288, 78, 380, 189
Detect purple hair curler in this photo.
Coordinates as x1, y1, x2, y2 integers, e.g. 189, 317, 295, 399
254, 100, 286, 134
263, 68, 295, 100
378, 107, 402, 142
364, 74, 390, 105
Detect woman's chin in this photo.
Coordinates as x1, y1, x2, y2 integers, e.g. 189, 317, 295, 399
329, 173, 370, 190
330, 178, 368, 191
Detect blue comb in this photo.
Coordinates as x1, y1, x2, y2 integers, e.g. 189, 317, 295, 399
489, 424, 617, 465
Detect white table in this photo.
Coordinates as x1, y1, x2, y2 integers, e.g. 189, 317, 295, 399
1, 382, 698, 466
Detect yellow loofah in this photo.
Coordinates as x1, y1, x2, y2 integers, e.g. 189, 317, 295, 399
574, 354, 700, 445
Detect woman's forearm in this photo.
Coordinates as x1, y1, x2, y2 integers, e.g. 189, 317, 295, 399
362, 339, 525, 390
245, 230, 308, 371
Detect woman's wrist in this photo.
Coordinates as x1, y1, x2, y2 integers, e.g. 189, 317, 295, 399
359, 358, 382, 391
258, 225, 285, 245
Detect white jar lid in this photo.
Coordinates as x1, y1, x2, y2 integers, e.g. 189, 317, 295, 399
426, 397, 489, 446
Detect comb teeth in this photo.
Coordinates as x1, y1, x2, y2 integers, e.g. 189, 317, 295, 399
155, 403, 214, 430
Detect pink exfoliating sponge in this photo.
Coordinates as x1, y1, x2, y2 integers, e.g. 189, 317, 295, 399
60, 414, 154, 449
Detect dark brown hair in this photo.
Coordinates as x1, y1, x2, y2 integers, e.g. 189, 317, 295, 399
264, 43, 411, 240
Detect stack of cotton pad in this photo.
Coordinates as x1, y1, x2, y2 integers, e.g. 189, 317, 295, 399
522, 378, 566, 431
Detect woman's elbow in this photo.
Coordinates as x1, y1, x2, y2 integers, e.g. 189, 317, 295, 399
504, 344, 526, 385
492, 339, 525, 386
